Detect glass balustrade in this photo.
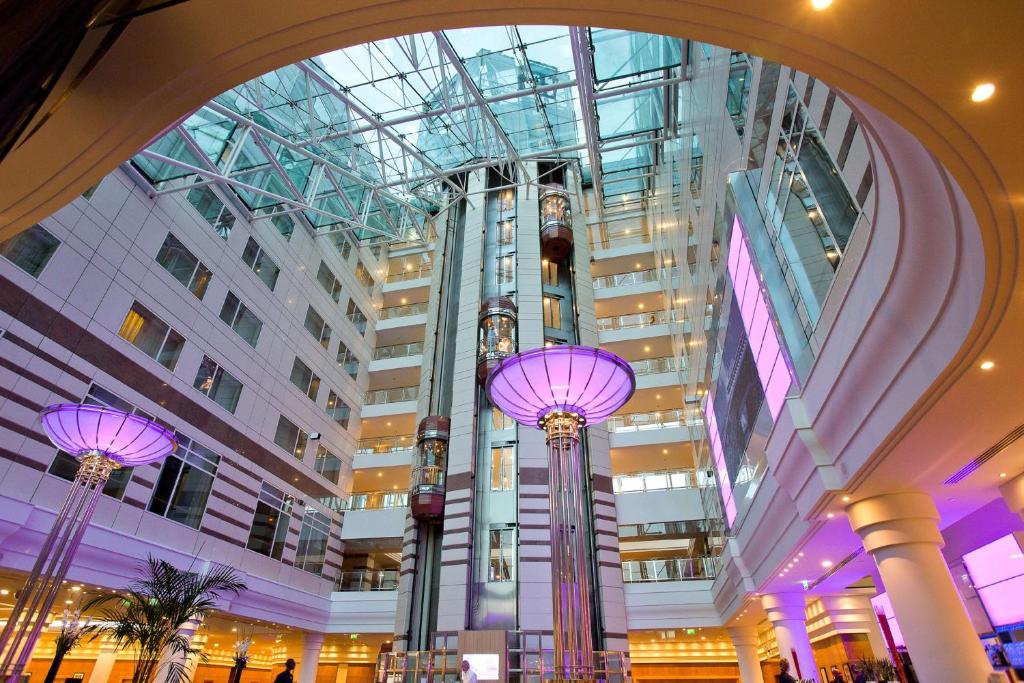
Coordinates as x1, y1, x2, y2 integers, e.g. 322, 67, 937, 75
593, 268, 660, 289
606, 408, 702, 432
628, 356, 676, 375
364, 386, 419, 404
386, 267, 432, 283
590, 232, 653, 250
373, 341, 425, 360
344, 490, 409, 510
621, 556, 719, 582
379, 302, 429, 319
596, 310, 670, 331
334, 569, 400, 591
355, 435, 416, 454
613, 469, 697, 493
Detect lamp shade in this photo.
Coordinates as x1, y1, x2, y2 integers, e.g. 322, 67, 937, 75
485, 345, 635, 427
40, 403, 177, 466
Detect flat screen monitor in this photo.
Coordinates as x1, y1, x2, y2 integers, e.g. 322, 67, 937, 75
963, 532, 1024, 627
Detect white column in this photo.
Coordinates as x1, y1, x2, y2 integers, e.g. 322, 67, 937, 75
1000, 471, 1024, 521
155, 616, 202, 683
85, 639, 118, 683
761, 592, 817, 680
298, 633, 325, 683
847, 492, 992, 682
727, 626, 764, 683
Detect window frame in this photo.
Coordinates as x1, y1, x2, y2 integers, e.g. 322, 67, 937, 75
118, 301, 185, 370
192, 355, 243, 413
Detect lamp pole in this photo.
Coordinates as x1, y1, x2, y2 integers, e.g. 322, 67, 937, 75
0, 404, 177, 683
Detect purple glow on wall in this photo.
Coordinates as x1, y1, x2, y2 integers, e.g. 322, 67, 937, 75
703, 399, 736, 525
963, 532, 1024, 627
485, 346, 635, 426
726, 216, 792, 420
40, 403, 178, 466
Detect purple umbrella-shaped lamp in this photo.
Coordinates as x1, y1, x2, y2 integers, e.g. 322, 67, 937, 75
0, 403, 177, 682
486, 346, 635, 681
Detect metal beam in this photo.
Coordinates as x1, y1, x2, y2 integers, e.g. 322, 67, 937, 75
432, 31, 529, 183
569, 26, 605, 217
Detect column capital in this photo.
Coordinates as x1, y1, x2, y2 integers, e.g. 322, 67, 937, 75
760, 592, 807, 623
726, 625, 759, 647
303, 632, 326, 649
846, 491, 943, 553
1000, 471, 1024, 516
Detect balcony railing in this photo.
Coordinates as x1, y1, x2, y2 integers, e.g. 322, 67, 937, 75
334, 569, 399, 591
613, 469, 698, 494
590, 231, 653, 251
386, 267, 432, 283
373, 341, 424, 360
596, 310, 671, 331
355, 435, 415, 454
628, 356, 676, 376
344, 490, 409, 510
606, 408, 701, 433
622, 556, 719, 582
364, 386, 419, 404
379, 302, 429, 320
593, 268, 660, 289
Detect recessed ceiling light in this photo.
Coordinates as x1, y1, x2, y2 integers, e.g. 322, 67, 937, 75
826, 513, 835, 519
662, 449, 668, 454
980, 360, 995, 370
0, 589, 8, 596
644, 346, 651, 352
798, 552, 804, 557
655, 394, 661, 400
821, 560, 833, 568
377, 472, 383, 477
811, 0, 833, 9
841, 495, 851, 502
638, 303, 645, 310
971, 83, 996, 102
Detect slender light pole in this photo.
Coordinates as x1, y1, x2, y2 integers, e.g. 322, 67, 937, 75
486, 346, 635, 681
0, 403, 177, 683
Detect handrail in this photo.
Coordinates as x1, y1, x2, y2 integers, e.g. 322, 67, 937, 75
364, 386, 418, 404
593, 268, 660, 289
621, 556, 719, 582
628, 356, 676, 375
596, 310, 670, 331
373, 341, 424, 360
613, 468, 698, 493
355, 435, 415, 454
334, 569, 399, 591
344, 490, 409, 510
379, 302, 429, 319
386, 267, 432, 283
590, 231, 653, 250
606, 408, 701, 432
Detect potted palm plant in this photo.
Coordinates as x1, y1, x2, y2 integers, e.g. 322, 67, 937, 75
227, 631, 253, 683
854, 657, 897, 683
89, 556, 246, 683
43, 608, 94, 683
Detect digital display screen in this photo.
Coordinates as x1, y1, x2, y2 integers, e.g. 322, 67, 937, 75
963, 533, 1024, 627
461, 654, 500, 681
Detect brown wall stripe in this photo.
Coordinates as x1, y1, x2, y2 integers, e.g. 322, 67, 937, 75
123, 497, 146, 510
0, 446, 45, 472
591, 474, 613, 494
0, 415, 50, 446
519, 467, 548, 485
0, 357, 79, 403
205, 507, 250, 530
3, 332, 92, 384
0, 274, 335, 501
446, 472, 472, 489
439, 559, 468, 567
0, 386, 44, 413
209, 488, 254, 514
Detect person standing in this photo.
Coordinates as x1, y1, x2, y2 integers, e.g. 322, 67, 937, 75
830, 665, 846, 683
460, 659, 478, 683
777, 659, 797, 683
274, 659, 296, 683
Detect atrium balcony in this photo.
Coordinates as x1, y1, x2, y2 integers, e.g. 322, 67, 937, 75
607, 408, 701, 448
328, 583, 399, 633
589, 229, 655, 261
340, 490, 409, 541
622, 556, 721, 630
616, 480, 705, 525
376, 301, 429, 335
596, 310, 672, 344
382, 265, 432, 295
629, 356, 679, 390
593, 267, 673, 302
360, 385, 418, 418
353, 434, 415, 468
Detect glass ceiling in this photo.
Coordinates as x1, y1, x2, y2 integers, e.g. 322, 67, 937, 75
131, 27, 687, 242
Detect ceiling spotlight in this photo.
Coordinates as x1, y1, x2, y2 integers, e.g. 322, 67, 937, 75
826, 513, 835, 519
980, 360, 996, 370
1000, 472, 1008, 478
841, 495, 851, 502
0, 589, 8, 596
971, 83, 996, 103
810, 0, 833, 8
821, 560, 834, 568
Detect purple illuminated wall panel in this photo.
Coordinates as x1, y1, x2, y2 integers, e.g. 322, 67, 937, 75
726, 216, 792, 420
963, 532, 1024, 627
870, 593, 905, 648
